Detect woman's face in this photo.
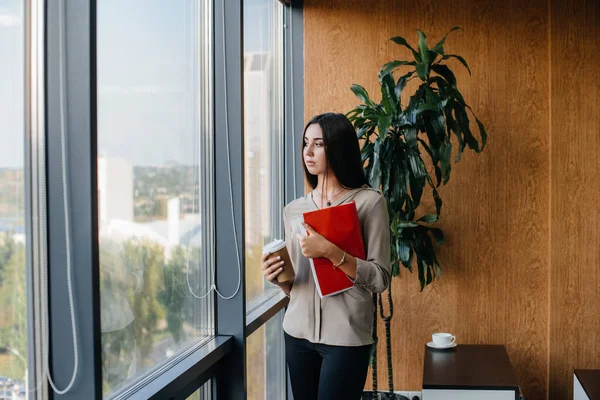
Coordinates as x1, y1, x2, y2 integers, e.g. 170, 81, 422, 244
303, 123, 327, 175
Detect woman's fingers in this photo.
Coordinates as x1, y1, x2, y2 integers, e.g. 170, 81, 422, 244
267, 260, 285, 274
267, 267, 284, 281
262, 254, 286, 283
261, 252, 270, 263
264, 260, 285, 281
262, 256, 282, 270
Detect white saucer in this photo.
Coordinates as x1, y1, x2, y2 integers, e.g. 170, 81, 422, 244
426, 341, 457, 349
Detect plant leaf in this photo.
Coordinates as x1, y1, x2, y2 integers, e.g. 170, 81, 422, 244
397, 220, 419, 228
417, 30, 429, 64
401, 234, 413, 273
377, 115, 392, 138
466, 105, 488, 151
431, 26, 462, 55
369, 139, 383, 189
474, 115, 488, 150
418, 214, 438, 223
440, 140, 452, 185
390, 158, 407, 212
455, 103, 480, 152
381, 139, 394, 195
395, 71, 414, 100
428, 50, 439, 64
432, 186, 442, 216
426, 260, 433, 286
396, 238, 411, 263
403, 127, 418, 147
361, 141, 374, 164
380, 74, 398, 116
416, 62, 429, 81
409, 175, 424, 210
390, 36, 421, 61
379, 60, 415, 80
351, 84, 378, 108
408, 151, 427, 180
417, 137, 437, 163
357, 124, 374, 140
430, 227, 444, 245
431, 64, 457, 86
390, 212, 399, 232
441, 54, 471, 75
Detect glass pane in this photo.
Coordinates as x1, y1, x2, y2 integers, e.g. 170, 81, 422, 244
186, 381, 211, 400
97, 0, 214, 396
247, 310, 286, 400
244, 0, 285, 310
0, 1, 28, 399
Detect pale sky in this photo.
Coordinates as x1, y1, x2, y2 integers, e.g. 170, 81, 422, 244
0, 0, 24, 168
0, 0, 276, 168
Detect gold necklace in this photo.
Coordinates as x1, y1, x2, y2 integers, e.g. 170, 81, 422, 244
314, 187, 346, 207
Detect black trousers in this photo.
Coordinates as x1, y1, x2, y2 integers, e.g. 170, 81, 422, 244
285, 332, 372, 400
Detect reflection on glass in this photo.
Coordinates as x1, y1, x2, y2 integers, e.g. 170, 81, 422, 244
244, 0, 284, 309
247, 310, 286, 400
0, 1, 28, 399
97, 0, 213, 396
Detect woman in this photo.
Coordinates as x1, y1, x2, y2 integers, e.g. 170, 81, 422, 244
262, 112, 391, 400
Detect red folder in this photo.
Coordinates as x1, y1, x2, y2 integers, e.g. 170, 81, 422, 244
300, 201, 366, 298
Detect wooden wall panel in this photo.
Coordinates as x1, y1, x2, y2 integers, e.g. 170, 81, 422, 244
304, 1, 550, 399
549, 0, 600, 398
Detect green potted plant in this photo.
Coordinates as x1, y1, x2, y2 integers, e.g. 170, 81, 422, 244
349, 28, 487, 399
348, 26, 487, 290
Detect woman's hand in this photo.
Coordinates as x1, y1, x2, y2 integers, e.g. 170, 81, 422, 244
261, 252, 286, 284
296, 223, 334, 259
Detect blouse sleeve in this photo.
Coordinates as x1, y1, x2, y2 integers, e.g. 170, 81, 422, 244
353, 194, 391, 293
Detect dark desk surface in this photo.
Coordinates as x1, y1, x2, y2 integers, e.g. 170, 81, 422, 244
575, 369, 600, 399
423, 344, 519, 392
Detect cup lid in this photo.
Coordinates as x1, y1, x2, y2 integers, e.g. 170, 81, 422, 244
263, 239, 286, 253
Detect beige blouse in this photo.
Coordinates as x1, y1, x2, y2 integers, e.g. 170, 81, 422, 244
282, 187, 391, 346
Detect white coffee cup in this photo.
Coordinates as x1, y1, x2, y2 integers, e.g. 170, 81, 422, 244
432, 332, 456, 346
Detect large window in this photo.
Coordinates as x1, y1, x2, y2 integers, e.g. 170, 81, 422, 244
97, 0, 214, 396
0, 1, 28, 399
243, 0, 285, 311
0, 0, 300, 397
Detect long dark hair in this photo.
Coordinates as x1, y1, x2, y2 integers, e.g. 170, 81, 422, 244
301, 112, 369, 190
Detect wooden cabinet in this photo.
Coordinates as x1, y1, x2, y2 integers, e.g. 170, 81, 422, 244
422, 345, 520, 400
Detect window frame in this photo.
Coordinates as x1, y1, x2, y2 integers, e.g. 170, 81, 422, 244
44, 0, 102, 398
24, 0, 47, 398
37, 0, 304, 398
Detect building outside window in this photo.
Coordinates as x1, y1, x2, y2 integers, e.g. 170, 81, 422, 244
97, 0, 214, 396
